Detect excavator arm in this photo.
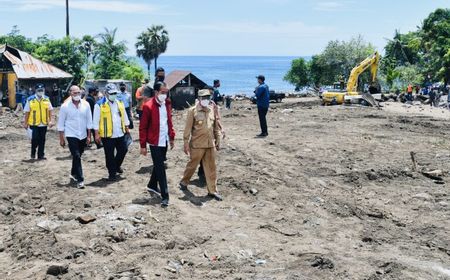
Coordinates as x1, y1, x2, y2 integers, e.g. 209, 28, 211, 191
346, 52, 380, 94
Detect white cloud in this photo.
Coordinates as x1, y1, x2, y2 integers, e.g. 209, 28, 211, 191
3, 0, 159, 13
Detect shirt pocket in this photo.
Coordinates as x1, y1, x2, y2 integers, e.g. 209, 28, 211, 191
194, 112, 206, 125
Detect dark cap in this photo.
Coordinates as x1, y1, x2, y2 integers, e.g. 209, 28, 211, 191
35, 83, 45, 90
213, 79, 220, 85
156, 67, 165, 73
119, 82, 126, 87
143, 85, 154, 97
88, 87, 98, 94
256, 75, 265, 82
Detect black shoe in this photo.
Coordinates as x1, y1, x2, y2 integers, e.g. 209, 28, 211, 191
179, 183, 188, 191
208, 193, 223, 201
161, 199, 169, 207
37, 157, 47, 160
256, 133, 268, 138
117, 167, 124, 174
107, 175, 117, 181
31, 154, 36, 160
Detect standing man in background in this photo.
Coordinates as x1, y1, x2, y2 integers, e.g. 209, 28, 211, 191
255, 75, 269, 137
136, 79, 149, 120
154, 67, 165, 86
86, 87, 102, 148
23, 83, 54, 160
57, 85, 93, 189
93, 83, 130, 181
212, 80, 221, 104
117, 82, 134, 129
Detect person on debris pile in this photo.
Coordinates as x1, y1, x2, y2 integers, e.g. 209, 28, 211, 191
57, 85, 93, 189
23, 83, 54, 160
180, 89, 223, 201
93, 83, 130, 181
139, 82, 175, 207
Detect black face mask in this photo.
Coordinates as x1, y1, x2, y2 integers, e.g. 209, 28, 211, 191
157, 76, 165, 82
120, 87, 126, 92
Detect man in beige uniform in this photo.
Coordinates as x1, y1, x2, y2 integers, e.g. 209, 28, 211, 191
180, 89, 223, 201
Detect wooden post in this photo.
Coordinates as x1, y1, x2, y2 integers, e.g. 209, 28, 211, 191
410, 152, 418, 172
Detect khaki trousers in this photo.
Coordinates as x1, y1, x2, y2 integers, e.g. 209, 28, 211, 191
181, 147, 217, 194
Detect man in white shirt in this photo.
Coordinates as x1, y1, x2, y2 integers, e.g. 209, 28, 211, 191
57, 85, 93, 189
139, 82, 175, 207
93, 83, 130, 181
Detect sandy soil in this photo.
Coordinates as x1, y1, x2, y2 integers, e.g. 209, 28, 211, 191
0, 98, 449, 280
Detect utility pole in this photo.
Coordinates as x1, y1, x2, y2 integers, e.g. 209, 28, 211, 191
65, 0, 70, 37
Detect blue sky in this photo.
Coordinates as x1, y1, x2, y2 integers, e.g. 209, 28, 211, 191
0, 0, 448, 56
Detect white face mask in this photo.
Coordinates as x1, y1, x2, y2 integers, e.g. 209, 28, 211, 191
200, 99, 210, 107
108, 95, 116, 102
157, 94, 167, 103
72, 95, 81, 102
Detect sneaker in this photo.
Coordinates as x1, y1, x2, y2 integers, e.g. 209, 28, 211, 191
208, 193, 223, 201
116, 167, 124, 174
77, 181, 85, 189
179, 183, 188, 191
147, 187, 161, 197
30, 154, 36, 160
161, 199, 169, 207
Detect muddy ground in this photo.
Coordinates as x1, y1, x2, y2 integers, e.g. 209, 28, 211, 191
0, 98, 449, 280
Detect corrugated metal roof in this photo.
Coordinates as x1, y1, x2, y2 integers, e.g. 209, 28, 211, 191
165, 70, 192, 90
0, 45, 73, 79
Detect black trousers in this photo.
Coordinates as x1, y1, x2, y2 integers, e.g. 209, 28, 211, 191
67, 137, 86, 182
136, 109, 143, 121
257, 107, 269, 134
148, 145, 169, 200
30, 126, 47, 158
102, 136, 128, 177
125, 107, 134, 129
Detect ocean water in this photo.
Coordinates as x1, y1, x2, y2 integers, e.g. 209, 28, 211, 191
139, 56, 307, 95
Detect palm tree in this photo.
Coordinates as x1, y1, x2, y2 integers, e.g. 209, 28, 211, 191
148, 25, 169, 73
95, 27, 127, 78
135, 31, 155, 78
97, 27, 127, 61
135, 25, 169, 77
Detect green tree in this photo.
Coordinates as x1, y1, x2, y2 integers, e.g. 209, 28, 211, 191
135, 25, 169, 77
392, 65, 424, 90
33, 37, 84, 83
306, 35, 375, 87
0, 26, 38, 53
283, 57, 310, 90
122, 59, 145, 95
94, 27, 127, 79
421, 8, 450, 84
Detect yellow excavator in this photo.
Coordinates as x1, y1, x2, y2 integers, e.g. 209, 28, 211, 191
322, 51, 380, 105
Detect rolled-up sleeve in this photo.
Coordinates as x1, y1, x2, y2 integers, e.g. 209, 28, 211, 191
93, 104, 100, 131
183, 109, 194, 145
57, 105, 66, 132
86, 103, 93, 130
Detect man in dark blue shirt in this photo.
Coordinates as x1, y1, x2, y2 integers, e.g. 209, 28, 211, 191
255, 75, 269, 137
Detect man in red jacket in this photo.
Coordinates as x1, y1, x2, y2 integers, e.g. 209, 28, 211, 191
139, 82, 175, 207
